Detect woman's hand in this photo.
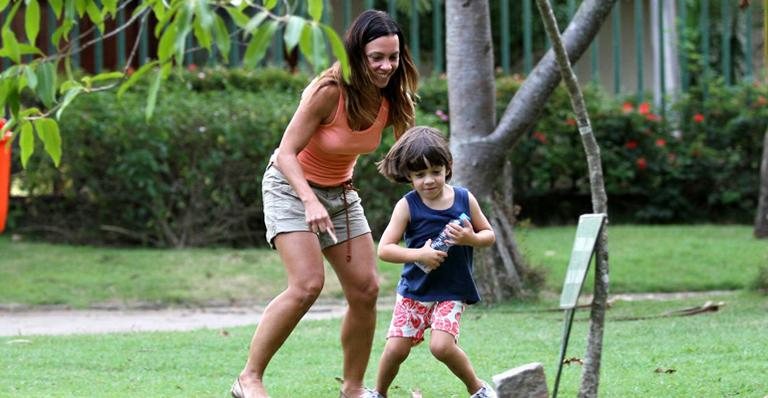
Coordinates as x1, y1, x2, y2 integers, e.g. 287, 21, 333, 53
303, 197, 335, 236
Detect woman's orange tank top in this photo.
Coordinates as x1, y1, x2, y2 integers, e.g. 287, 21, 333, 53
297, 90, 389, 186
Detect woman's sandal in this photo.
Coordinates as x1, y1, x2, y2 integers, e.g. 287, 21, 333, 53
230, 377, 245, 398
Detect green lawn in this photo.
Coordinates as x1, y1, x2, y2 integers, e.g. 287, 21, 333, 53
1, 225, 767, 396
2, 291, 765, 397
2, 224, 766, 308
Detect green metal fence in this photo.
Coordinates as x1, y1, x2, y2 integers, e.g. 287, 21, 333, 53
1, 0, 763, 99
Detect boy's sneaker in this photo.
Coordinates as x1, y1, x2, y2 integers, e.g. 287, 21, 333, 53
470, 381, 497, 398
361, 388, 385, 398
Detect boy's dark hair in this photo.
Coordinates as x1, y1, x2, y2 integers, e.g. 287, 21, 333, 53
377, 126, 452, 183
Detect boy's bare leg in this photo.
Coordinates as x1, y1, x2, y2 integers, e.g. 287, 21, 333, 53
429, 330, 484, 395
375, 337, 414, 396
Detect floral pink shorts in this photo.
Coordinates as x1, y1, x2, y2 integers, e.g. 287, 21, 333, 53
386, 295, 465, 343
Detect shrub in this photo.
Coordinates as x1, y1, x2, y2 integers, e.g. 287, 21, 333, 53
10, 70, 767, 246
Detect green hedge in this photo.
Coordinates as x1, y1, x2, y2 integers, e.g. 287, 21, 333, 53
9, 69, 767, 246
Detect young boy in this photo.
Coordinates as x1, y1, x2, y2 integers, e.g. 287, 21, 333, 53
372, 126, 498, 398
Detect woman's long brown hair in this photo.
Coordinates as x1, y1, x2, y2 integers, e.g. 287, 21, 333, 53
309, 10, 418, 138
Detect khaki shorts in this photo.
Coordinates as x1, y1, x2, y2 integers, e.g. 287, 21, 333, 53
262, 164, 371, 249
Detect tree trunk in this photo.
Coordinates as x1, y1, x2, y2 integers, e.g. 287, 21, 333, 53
755, 128, 768, 238
445, 0, 618, 302
535, 1, 611, 396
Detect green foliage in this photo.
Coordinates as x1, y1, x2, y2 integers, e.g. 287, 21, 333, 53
416, 75, 768, 224
11, 68, 443, 246
0, 0, 348, 167
15, 68, 304, 247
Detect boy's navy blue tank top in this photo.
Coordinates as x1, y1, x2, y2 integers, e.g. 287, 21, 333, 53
397, 186, 481, 304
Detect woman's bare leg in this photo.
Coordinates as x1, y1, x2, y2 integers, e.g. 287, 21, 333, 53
238, 232, 326, 398
325, 233, 380, 397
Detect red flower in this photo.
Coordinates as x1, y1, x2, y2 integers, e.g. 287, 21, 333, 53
532, 131, 548, 144
622, 102, 634, 114
0, 118, 11, 141
565, 117, 577, 127
645, 113, 661, 122
638, 102, 651, 115
624, 140, 638, 150
692, 113, 705, 123
635, 157, 647, 170
187, 63, 198, 72
655, 138, 666, 148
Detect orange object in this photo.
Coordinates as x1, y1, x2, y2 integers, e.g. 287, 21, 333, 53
0, 118, 11, 234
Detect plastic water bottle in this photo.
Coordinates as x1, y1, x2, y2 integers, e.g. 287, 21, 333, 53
414, 213, 471, 273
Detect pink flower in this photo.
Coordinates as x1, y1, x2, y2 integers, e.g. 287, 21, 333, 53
187, 63, 198, 72
624, 140, 638, 150
532, 131, 548, 144
636, 157, 647, 170
638, 102, 651, 115
435, 109, 449, 122
655, 138, 666, 148
622, 102, 634, 114
692, 113, 705, 123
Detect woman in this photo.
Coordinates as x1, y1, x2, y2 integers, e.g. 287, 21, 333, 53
232, 10, 419, 398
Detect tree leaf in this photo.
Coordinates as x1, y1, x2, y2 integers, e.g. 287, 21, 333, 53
224, 7, 249, 28
193, 15, 212, 50
263, 0, 277, 10
307, 0, 323, 22
35, 61, 57, 108
23, 64, 38, 91
117, 61, 158, 98
298, 23, 313, 66
243, 20, 278, 68
56, 85, 83, 120
157, 24, 178, 63
193, 0, 213, 28
310, 23, 328, 73
145, 68, 163, 121
85, 0, 104, 33
34, 118, 61, 167
24, 0, 41, 44
283, 16, 305, 52
213, 14, 230, 62
48, 0, 62, 18
1, 29, 22, 63
19, 121, 34, 168
244, 11, 268, 33
2, 0, 21, 29
322, 24, 349, 81
51, 19, 73, 47
101, 0, 117, 17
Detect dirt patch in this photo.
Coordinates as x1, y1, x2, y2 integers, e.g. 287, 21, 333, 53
0, 292, 732, 337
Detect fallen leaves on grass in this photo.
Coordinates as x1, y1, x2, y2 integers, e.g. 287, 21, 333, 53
654, 367, 677, 374
563, 357, 584, 366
